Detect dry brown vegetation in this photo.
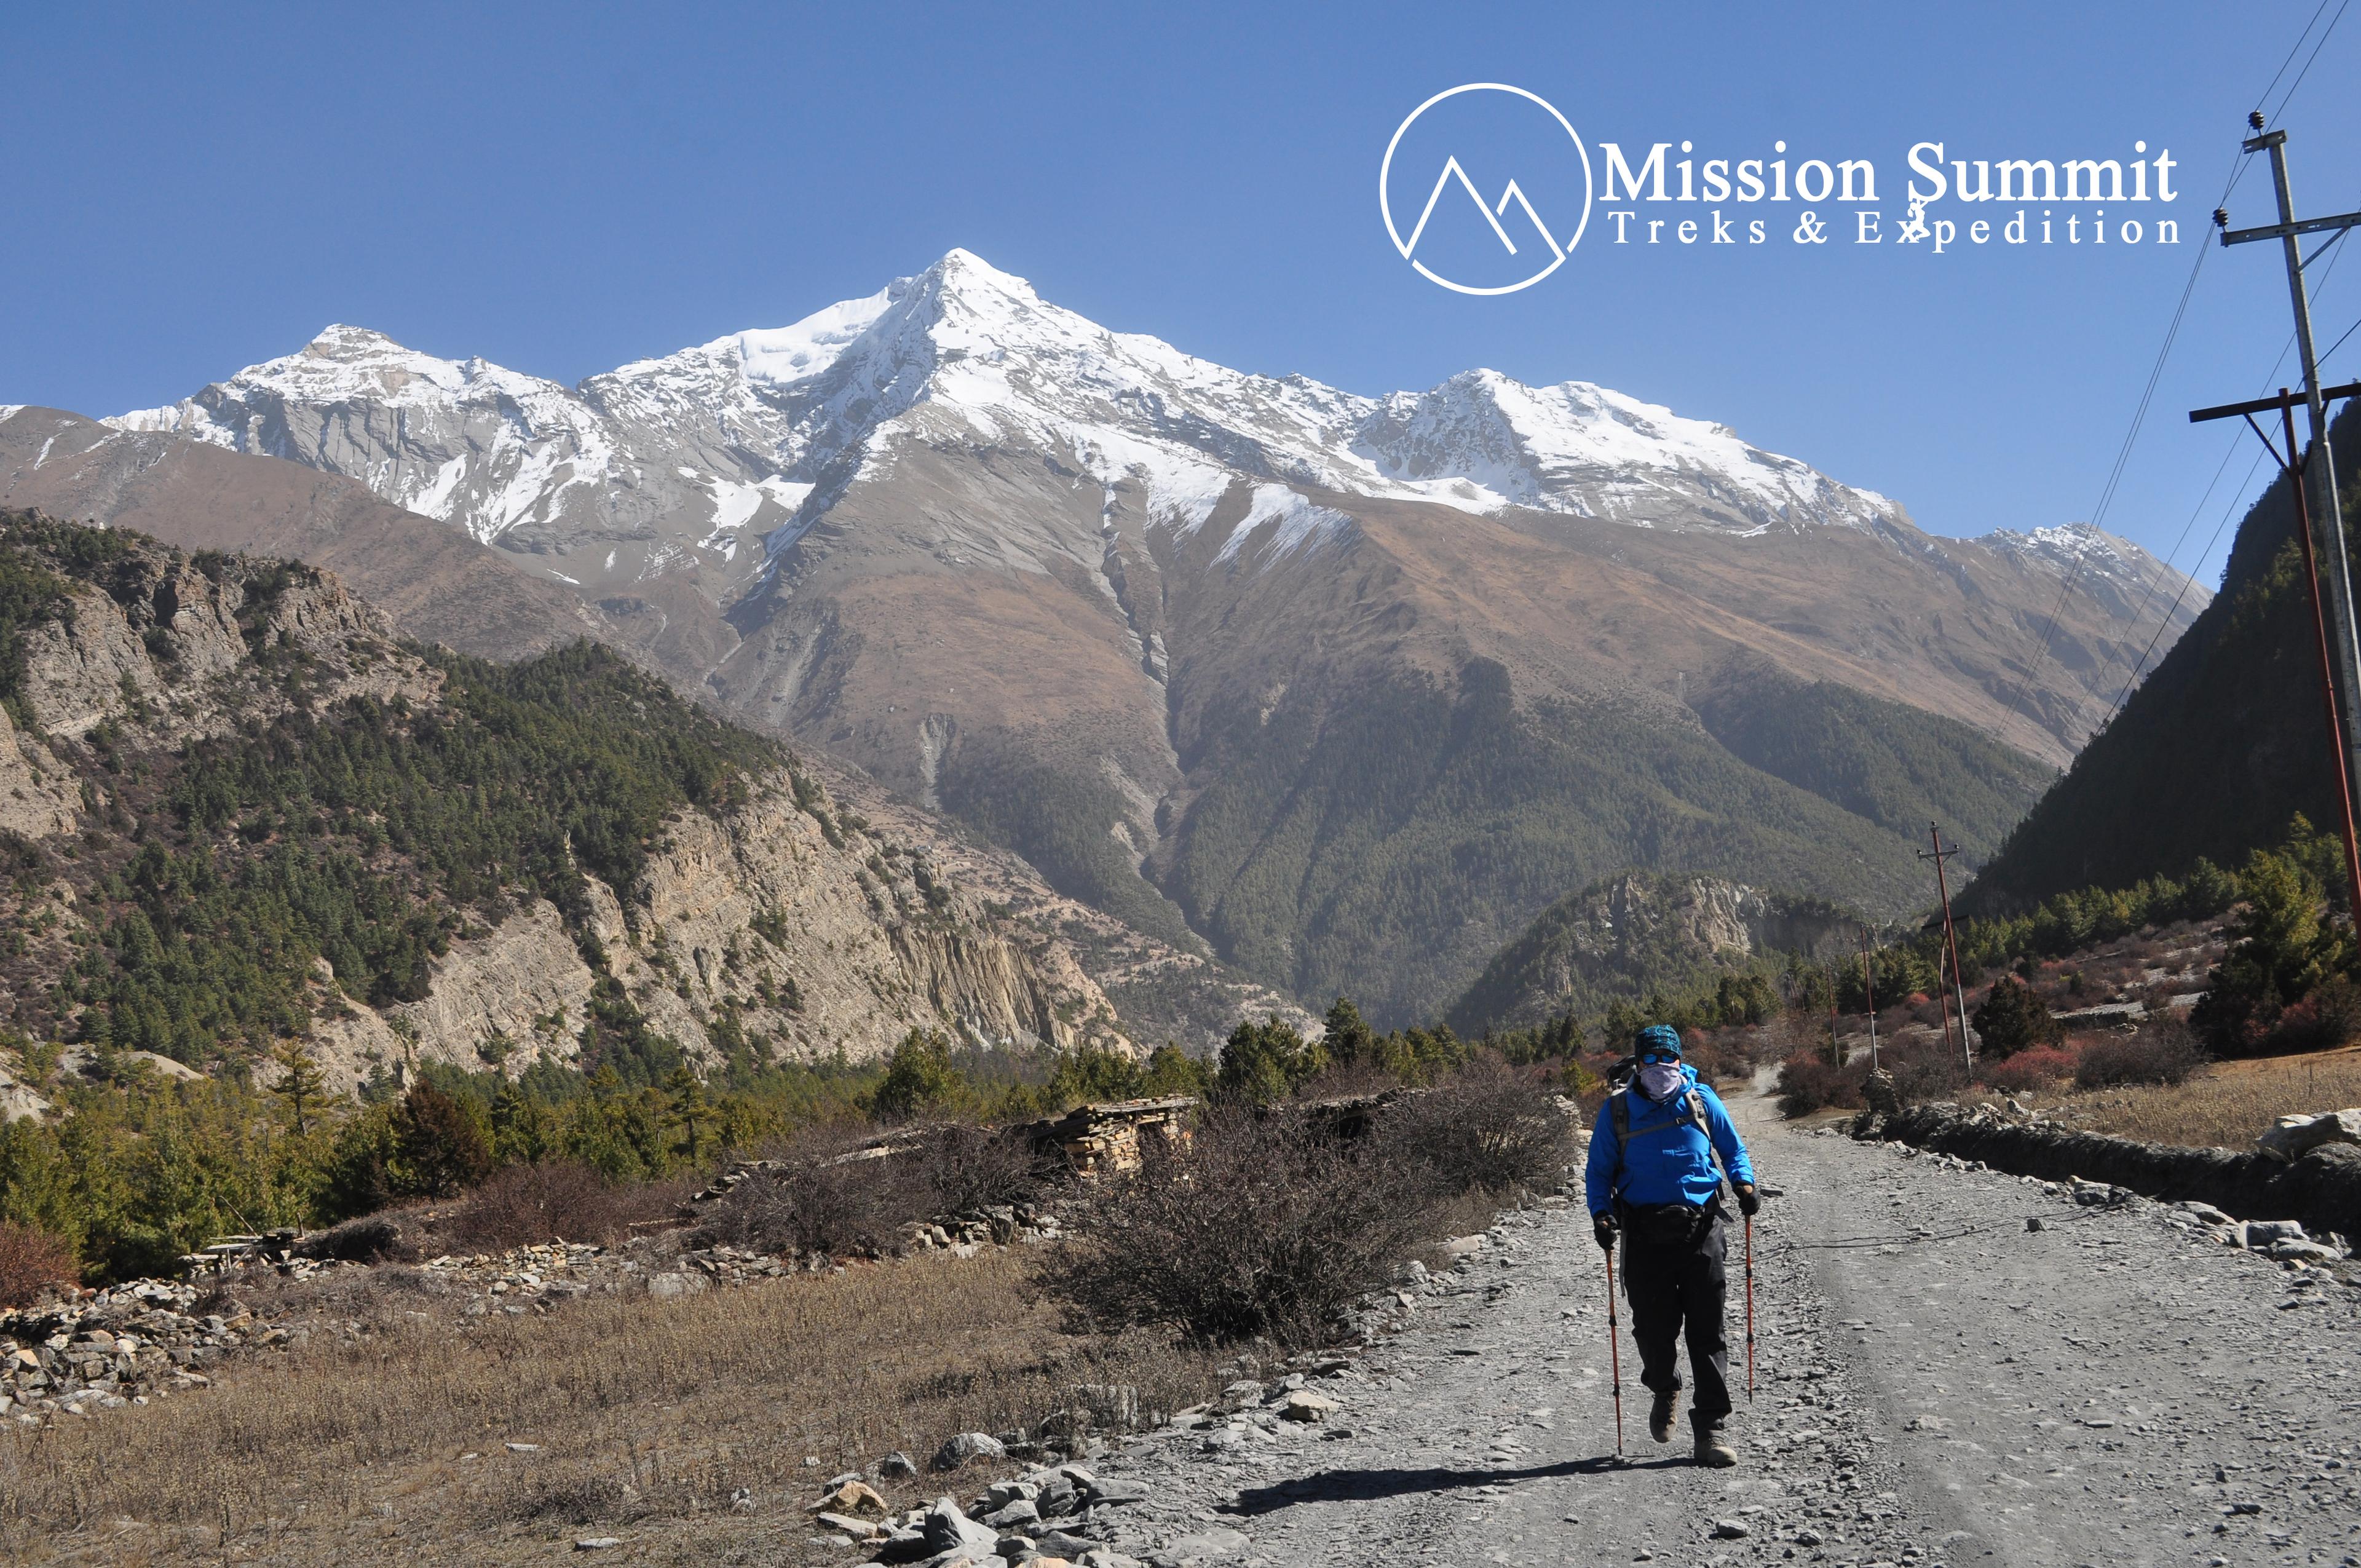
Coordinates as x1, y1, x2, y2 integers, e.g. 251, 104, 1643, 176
1988, 1044, 2361, 1151
1044, 1069, 1574, 1349
0, 1227, 77, 1312
440, 1162, 690, 1253
0, 1249, 1223, 1566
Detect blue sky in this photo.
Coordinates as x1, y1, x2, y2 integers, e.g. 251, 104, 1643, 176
4, 1, 2357, 594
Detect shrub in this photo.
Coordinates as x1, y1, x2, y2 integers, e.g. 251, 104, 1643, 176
1775, 1052, 1863, 1117
697, 1155, 930, 1261
1040, 1107, 1433, 1348
1975, 1044, 2078, 1094
2266, 975, 2361, 1054
0, 1222, 77, 1308
1680, 1030, 1749, 1088
1213, 1020, 1327, 1106
917, 1123, 1051, 1215
1888, 1034, 1969, 1104
2075, 1022, 2208, 1088
397, 1083, 496, 1197
296, 1212, 419, 1265
871, 1029, 973, 1122
1370, 1059, 1574, 1197
2194, 842, 2347, 1053
443, 1160, 676, 1251
1971, 976, 2064, 1059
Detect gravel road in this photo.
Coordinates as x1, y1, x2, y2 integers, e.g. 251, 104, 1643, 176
1078, 1091, 2361, 1568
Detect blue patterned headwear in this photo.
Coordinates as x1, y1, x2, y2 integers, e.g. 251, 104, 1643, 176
1634, 1024, 1683, 1061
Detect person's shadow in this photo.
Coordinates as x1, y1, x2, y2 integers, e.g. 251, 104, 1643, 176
1222, 1455, 1691, 1516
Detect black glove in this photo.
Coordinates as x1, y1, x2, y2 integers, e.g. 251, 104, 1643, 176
1735, 1182, 1761, 1218
1592, 1213, 1618, 1251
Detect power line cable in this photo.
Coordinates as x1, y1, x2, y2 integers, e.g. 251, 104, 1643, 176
2318, 311, 2361, 368
2271, 0, 2353, 121
2256, 0, 2338, 108
1992, 6, 2352, 738
2098, 234, 2358, 710
2102, 444, 2270, 721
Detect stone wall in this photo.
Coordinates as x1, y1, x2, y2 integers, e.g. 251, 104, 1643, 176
1862, 1103, 2361, 1245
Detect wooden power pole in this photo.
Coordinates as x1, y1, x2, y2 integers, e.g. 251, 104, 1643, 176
2218, 116, 2361, 807
1860, 925, 1880, 1073
1920, 823, 1973, 1077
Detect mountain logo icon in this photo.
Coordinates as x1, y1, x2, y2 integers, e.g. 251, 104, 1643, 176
1379, 84, 1593, 296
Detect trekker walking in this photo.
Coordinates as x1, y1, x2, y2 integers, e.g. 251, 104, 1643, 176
1584, 1024, 1760, 1467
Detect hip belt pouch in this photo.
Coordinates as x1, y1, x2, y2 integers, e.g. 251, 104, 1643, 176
1622, 1200, 1709, 1248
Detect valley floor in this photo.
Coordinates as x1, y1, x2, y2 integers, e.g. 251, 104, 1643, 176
11, 1085, 2359, 1566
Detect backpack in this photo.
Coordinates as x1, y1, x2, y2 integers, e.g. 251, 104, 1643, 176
1604, 1083, 1734, 1238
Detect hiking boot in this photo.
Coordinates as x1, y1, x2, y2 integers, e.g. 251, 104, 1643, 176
1647, 1392, 1678, 1443
1693, 1427, 1738, 1467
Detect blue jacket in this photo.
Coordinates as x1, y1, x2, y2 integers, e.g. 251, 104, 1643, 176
1584, 1066, 1754, 1216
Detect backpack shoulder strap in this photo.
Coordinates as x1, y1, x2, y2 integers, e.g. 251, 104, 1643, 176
1609, 1088, 1631, 1143
1686, 1087, 1738, 1190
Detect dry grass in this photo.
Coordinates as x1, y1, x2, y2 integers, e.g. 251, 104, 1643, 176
0, 1248, 1223, 1566
2000, 1043, 2361, 1150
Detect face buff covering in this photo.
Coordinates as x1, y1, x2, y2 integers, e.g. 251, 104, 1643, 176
1636, 1061, 1685, 1101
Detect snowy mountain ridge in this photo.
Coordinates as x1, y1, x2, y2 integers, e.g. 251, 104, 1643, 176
111, 248, 1970, 575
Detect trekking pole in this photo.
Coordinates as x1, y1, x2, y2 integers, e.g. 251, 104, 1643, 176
1604, 1245, 1624, 1455
1744, 1214, 1757, 1403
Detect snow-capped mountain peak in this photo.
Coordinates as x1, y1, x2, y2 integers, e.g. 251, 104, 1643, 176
101, 248, 2017, 595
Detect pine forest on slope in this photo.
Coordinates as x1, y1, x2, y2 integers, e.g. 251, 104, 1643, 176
1966, 403, 2361, 917
0, 512, 1137, 1096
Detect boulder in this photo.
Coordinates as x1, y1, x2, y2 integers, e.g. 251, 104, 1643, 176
2258, 1109, 2361, 1161
1214, 1380, 1264, 1412
1278, 1390, 1340, 1423
931, 1431, 1007, 1471
2244, 1219, 2308, 1248
2271, 1239, 2341, 1262
920, 1497, 1002, 1559
868, 1527, 936, 1565
814, 1479, 890, 1517
980, 1498, 1039, 1529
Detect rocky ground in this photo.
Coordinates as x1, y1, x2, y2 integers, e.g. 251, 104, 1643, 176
936, 1090, 2361, 1568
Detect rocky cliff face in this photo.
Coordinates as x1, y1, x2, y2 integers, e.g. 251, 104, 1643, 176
0, 512, 1127, 1098
1447, 869, 1858, 1034
301, 776, 1127, 1090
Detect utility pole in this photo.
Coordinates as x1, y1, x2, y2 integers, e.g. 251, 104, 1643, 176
1920, 823, 1973, 1077
1860, 925, 1880, 1073
2190, 380, 2361, 915
1828, 960, 1843, 1067
2218, 114, 2361, 817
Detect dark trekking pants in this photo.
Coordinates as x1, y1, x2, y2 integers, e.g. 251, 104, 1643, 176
1623, 1210, 1731, 1432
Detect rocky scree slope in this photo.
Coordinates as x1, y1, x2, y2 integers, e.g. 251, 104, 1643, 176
90, 252, 2195, 1022
0, 512, 1123, 1097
